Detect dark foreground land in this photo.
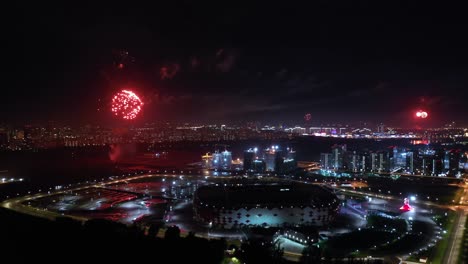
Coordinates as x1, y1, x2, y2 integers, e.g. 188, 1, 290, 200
0, 208, 225, 264
2, 207, 389, 264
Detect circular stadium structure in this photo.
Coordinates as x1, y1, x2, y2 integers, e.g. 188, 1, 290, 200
194, 182, 340, 229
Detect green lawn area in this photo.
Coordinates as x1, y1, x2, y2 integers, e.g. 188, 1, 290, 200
366, 214, 407, 233
221, 257, 241, 264
458, 217, 468, 264
324, 216, 437, 258
363, 177, 463, 205
376, 233, 427, 256
323, 229, 398, 257
429, 211, 457, 263
373, 220, 433, 257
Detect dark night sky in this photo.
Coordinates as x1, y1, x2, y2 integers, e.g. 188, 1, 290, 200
7, 2, 468, 126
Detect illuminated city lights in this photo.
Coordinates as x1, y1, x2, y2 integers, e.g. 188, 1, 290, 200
4, 3, 468, 262
111, 90, 144, 120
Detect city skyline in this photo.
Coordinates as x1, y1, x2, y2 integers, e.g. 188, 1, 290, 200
8, 2, 468, 126
4, 3, 468, 263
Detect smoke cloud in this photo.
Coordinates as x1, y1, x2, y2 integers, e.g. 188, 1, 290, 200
108, 143, 137, 162
160, 63, 180, 80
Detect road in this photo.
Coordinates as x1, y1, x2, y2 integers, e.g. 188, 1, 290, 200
2, 173, 310, 260
1, 190, 89, 222
331, 184, 468, 264
3, 172, 467, 263
334, 187, 452, 210
0, 173, 182, 222
337, 181, 468, 264
0, 177, 24, 185
443, 183, 468, 264
443, 210, 466, 264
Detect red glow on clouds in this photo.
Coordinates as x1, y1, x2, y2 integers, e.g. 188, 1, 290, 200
111, 90, 143, 120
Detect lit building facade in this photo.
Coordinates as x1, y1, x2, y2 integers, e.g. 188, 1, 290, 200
244, 146, 296, 173
444, 150, 463, 177
202, 150, 232, 170
331, 144, 346, 169
193, 183, 340, 229
320, 153, 333, 170
243, 148, 258, 172
322, 143, 466, 177
417, 149, 444, 176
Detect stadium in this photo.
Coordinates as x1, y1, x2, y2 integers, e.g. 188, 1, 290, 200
193, 182, 340, 229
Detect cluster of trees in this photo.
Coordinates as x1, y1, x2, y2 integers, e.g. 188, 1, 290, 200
2, 208, 386, 263
1, 208, 224, 263
1, 208, 287, 263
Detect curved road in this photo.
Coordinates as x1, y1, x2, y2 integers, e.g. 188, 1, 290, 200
443, 184, 468, 264
3, 173, 467, 263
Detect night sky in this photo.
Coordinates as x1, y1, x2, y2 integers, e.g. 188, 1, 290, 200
8, 2, 468, 126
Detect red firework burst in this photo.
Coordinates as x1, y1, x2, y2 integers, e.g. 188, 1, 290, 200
415, 110, 428, 119
111, 90, 143, 120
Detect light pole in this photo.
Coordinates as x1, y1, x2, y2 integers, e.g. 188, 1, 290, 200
208, 221, 213, 238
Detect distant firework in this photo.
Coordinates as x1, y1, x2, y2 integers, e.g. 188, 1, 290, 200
415, 110, 428, 119
111, 90, 144, 120
304, 113, 312, 121
112, 49, 135, 70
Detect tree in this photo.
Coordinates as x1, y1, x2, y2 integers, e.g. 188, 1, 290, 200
300, 245, 319, 264
147, 223, 160, 238
271, 239, 284, 262
164, 225, 181, 241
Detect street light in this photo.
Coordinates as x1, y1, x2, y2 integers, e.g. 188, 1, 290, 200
208, 221, 213, 238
